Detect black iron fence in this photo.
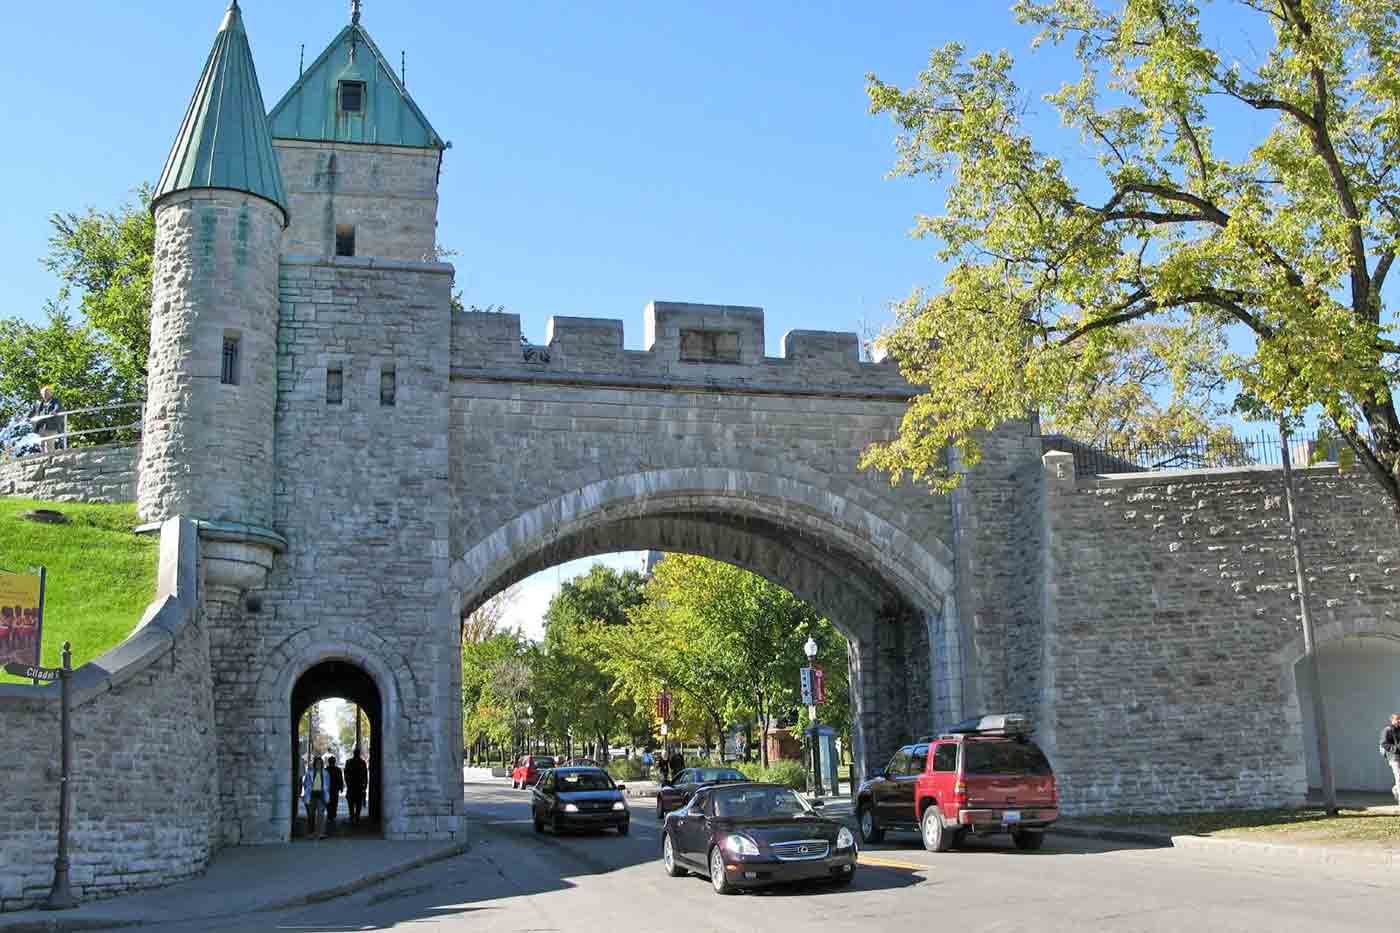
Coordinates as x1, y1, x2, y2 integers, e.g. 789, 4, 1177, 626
1040, 431, 1353, 479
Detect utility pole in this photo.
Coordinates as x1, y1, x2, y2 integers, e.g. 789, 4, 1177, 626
1279, 421, 1338, 815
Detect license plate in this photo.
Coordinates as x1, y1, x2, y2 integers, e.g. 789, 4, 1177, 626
1002, 810, 1021, 823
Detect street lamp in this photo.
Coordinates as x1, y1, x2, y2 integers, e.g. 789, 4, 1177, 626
804, 637, 823, 798
526, 704, 534, 756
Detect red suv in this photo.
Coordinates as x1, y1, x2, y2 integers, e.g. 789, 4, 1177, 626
512, 755, 556, 790
856, 714, 1057, 852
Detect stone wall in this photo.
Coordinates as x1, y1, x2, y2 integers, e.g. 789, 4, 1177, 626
0, 444, 139, 503
274, 140, 440, 262
0, 518, 213, 912
1035, 454, 1400, 815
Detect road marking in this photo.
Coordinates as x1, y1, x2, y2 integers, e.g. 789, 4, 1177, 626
858, 854, 928, 871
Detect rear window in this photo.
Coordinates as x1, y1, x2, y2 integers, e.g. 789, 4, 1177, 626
962, 741, 1052, 776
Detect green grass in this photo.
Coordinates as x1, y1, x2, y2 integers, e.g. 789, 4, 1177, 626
0, 498, 156, 685
1081, 808, 1400, 845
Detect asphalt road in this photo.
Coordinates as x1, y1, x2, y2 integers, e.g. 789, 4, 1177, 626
129, 784, 1400, 932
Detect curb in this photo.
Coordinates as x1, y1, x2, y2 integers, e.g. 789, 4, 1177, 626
0, 842, 470, 933
1052, 824, 1174, 847
1054, 823, 1400, 869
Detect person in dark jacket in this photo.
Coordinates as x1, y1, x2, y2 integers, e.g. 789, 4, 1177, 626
345, 745, 368, 827
325, 755, 345, 837
1382, 713, 1400, 804
27, 386, 63, 452
669, 748, 684, 782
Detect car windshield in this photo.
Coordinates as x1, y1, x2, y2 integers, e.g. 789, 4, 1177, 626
712, 786, 811, 818
556, 770, 614, 791
533, 757, 555, 768
695, 769, 745, 783
963, 741, 1052, 776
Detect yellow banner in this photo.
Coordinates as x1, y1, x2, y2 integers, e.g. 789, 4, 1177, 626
0, 570, 44, 668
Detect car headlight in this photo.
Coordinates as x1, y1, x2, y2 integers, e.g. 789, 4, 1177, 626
836, 827, 855, 850
612, 801, 626, 811
563, 803, 579, 813
723, 834, 760, 856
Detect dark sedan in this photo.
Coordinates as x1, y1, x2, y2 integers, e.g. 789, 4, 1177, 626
655, 767, 749, 819
532, 767, 630, 835
661, 783, 857, 894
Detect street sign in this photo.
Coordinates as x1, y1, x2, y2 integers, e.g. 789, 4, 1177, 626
3, 661, 60, 682
813, 665, 826, 704
659, 722, 669, 736
799, 667, 814, 705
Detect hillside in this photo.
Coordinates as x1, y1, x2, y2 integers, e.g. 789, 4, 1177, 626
0, 498, 156, 685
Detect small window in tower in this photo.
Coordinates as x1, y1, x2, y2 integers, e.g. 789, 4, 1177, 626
339, 81, 366, 114
380, 367, 396, 407
336, 224, 356, 257
221, 334, 241, 386
326, 366, 344, 406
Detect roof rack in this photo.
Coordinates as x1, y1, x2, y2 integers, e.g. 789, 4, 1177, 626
943, 713, 1034, 737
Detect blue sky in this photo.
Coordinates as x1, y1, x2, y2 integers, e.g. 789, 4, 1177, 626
1, 2, 1294, 635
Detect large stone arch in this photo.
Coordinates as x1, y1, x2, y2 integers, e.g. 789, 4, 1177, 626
442, 468, 961, 776
246, 633, 416, 843
1277, 618, 1400, 794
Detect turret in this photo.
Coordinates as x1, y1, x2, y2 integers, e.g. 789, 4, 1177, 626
138, 1, 287, 585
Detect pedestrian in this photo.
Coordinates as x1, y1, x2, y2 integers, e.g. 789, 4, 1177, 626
326, 754, 344, 837
346, 745, 368, 827
1381, 713, 1400, 804
642, 749, 653, 781
302, 756, 327, 839
669, 747, 684, 782
27, 386, 63, 453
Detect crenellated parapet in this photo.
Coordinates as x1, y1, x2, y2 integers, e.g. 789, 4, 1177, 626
451, 301, 908, 397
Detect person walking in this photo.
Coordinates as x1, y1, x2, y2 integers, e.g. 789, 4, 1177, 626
302, 756, 327, 839
346, 745, 368, 828
1381, 713, 1400, 805
326, 754, 344, 837
669, 747, 684, 784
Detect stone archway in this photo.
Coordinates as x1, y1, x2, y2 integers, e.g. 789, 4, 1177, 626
444, 469, 960, 778
247, 638, 414, 844
291, 660, 383, 836
1278, 620, 1400, 795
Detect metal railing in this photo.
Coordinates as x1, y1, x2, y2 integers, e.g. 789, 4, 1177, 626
1, 402, 143, 461
1041, 432, 1353, 480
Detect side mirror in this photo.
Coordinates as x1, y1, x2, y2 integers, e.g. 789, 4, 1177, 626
869, 768, 886, 780
810, 800, 825, 808
616, 784, 627, 791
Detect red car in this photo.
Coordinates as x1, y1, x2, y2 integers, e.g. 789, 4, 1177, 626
856, 714, 1058, 852
512, 754, 556, 789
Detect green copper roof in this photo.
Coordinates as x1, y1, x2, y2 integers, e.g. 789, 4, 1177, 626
154, 2, 287, 222
267, 17, 445, 150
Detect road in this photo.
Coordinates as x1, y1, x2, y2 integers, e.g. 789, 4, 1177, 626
131, 783, 1400, 932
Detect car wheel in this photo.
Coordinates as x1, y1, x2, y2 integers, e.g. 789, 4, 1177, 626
830, 869, 856, 887
551, 814, 563, 836
617, 822, 630, 836
1011, 829, 1044, 851
656, 799, 664, 821
709, 846, 737, 895
921, 807, 954, 853
662, 833, 687, 877
857, 804, 884, 844
533, 814, 543, 833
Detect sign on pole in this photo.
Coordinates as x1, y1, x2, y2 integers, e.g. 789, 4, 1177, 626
813, 665, 826, 705
799, 667, 814, 705
655, 691, 672, 721
0, 568, 46, 678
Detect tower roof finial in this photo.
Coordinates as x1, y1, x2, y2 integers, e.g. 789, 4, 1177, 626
351, 0, 362, 26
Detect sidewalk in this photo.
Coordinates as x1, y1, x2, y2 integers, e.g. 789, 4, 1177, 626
0, 838, 468, 933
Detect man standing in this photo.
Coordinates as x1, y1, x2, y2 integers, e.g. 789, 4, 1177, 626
28, 386, 63, 453
346, 745, 368, 828
1382, 713, 1400, 805
302, 757, 326, 839
326, 754, 345, 837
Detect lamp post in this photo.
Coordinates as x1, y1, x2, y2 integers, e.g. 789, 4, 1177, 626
526, 704, 534, 756
804, 637, 822, 799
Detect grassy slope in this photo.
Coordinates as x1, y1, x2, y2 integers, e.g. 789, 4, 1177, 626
0, 498, 156, 685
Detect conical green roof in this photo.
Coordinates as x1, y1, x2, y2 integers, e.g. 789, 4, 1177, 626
154, 1, 288, 222
268, 16, 445, 150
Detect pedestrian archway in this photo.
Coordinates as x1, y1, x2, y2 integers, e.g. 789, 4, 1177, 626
1295, 634, 1400, 792
291, 660, 383, 836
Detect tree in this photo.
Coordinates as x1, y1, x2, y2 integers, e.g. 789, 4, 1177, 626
863, 0, 1400, 529
0, 305, 140, 434
461, 631, 532, 763
461, 584, 521, 645
44, 185, 155, 387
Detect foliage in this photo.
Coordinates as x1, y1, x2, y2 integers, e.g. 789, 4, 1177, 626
462, 584, 521, 645
606, 758, 649, 781
740, 760, 808, 790
0, 498, 156, 685
864, 0, 1400, 524
461, 631, 533, 758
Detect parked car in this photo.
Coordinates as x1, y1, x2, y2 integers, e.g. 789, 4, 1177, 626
856, 713, 1058, 852
511, 755, 556, 789
531, 767, 630, 835
661, 782, 857, 895
655, 767, 749, 820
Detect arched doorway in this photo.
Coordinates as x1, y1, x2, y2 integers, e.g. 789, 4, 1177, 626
290, 660, 384, 836
1295, 635, 1400, 791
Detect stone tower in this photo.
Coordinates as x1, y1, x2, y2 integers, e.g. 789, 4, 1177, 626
139, 0, 287, 590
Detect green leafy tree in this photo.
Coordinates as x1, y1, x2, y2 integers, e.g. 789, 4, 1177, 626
461, 631, 532, 764
864, 0, 1400, 527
